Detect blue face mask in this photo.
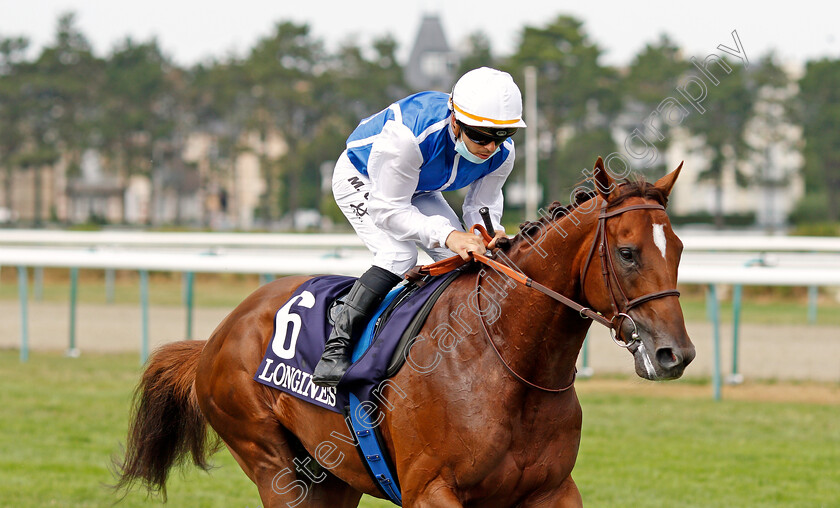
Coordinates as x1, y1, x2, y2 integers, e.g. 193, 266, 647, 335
455, 137, 499, 165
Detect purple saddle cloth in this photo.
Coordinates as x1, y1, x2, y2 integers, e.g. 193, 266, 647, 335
253, 274, 453, 413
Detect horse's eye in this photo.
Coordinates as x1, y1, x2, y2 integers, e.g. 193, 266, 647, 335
619, 248, 634, 261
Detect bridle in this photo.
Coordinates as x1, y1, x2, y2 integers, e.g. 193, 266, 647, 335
477, 199, 680, 391
579, 200, 681, 347
412, 196, 681, 392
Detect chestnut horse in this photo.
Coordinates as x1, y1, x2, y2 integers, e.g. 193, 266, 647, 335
116, 158, 694, 507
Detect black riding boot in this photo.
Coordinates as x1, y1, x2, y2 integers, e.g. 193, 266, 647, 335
312, 266, 401, 387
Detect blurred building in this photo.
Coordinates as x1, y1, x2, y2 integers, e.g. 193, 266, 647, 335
405, 15, 459, 92
180, 130, 283, 230
2, 162, 62, 225
66, 149, 124, 224
611, 75, 804, 231
664, 82, 804, 230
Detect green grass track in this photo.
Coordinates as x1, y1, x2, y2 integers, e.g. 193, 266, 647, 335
0, 351, 837, 507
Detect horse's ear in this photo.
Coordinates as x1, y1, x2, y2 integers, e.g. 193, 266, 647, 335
592, 156, 615, 199
654, 161, 684, 197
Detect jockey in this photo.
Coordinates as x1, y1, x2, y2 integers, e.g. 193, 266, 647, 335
313, 67, 527, 387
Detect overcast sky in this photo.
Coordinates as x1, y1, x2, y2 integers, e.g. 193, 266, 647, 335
0, 1, 836, 69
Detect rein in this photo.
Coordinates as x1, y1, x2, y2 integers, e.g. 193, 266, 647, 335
474, 268, 577, 393
409, 199, 681, 390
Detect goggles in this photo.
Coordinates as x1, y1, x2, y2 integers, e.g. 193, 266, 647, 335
458, 121, 517, 146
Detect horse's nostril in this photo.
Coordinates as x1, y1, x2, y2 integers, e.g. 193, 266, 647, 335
655, 347, 681, 369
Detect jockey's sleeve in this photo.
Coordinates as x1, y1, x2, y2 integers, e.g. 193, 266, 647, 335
366, 120, 457, 250
462, 141, 515, 234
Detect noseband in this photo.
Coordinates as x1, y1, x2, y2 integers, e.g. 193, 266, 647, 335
580, 201, 681, 346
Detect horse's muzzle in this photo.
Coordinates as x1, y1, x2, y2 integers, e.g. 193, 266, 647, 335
630, 339, 695, 380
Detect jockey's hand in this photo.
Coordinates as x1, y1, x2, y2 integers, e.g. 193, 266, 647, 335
446, 230, 487, 260
487, 230, 508, 249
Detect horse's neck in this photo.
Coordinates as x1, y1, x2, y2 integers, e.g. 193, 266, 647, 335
515, 206, 599, 295
484, 208, 599, 390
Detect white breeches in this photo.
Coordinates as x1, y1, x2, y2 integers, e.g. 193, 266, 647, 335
332, 152, 462, 276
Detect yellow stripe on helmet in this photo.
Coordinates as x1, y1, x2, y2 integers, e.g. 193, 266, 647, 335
451, 101, 521, 126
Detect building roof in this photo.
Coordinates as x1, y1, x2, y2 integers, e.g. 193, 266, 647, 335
405, 15, 459, 92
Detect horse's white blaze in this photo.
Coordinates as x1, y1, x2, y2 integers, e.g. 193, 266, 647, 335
652, 224, 667, 259
637, 341, 657, 378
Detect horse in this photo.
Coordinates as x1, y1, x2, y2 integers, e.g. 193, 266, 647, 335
115, 157, 695, 507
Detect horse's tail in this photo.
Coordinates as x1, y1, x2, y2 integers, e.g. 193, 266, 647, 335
113, 340, 219, 499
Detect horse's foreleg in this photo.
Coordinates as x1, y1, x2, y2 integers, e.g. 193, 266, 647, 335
519, 475, 583, 508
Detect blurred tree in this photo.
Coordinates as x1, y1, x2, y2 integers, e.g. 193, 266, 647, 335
187, 59, 246, 128
242, 21, 330, 222
681, 56, 754, 228
15, 13, 102, 224
741, 54, 799, 230
323, 35, 407, 219
0, 35, 29, 213
333, 35, 407, 125
100, 36, 178, 224
506, 15, 621, 205
622, 34, 689, 178
4, 11, 820, 233
625, 35, 687, 105
455, 32, 496, 77
798, 57, 840, 221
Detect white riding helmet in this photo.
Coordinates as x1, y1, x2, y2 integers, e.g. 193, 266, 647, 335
449, 67, 527, 130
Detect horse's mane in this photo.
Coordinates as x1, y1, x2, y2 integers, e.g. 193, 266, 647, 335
498, 177, 668, 251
